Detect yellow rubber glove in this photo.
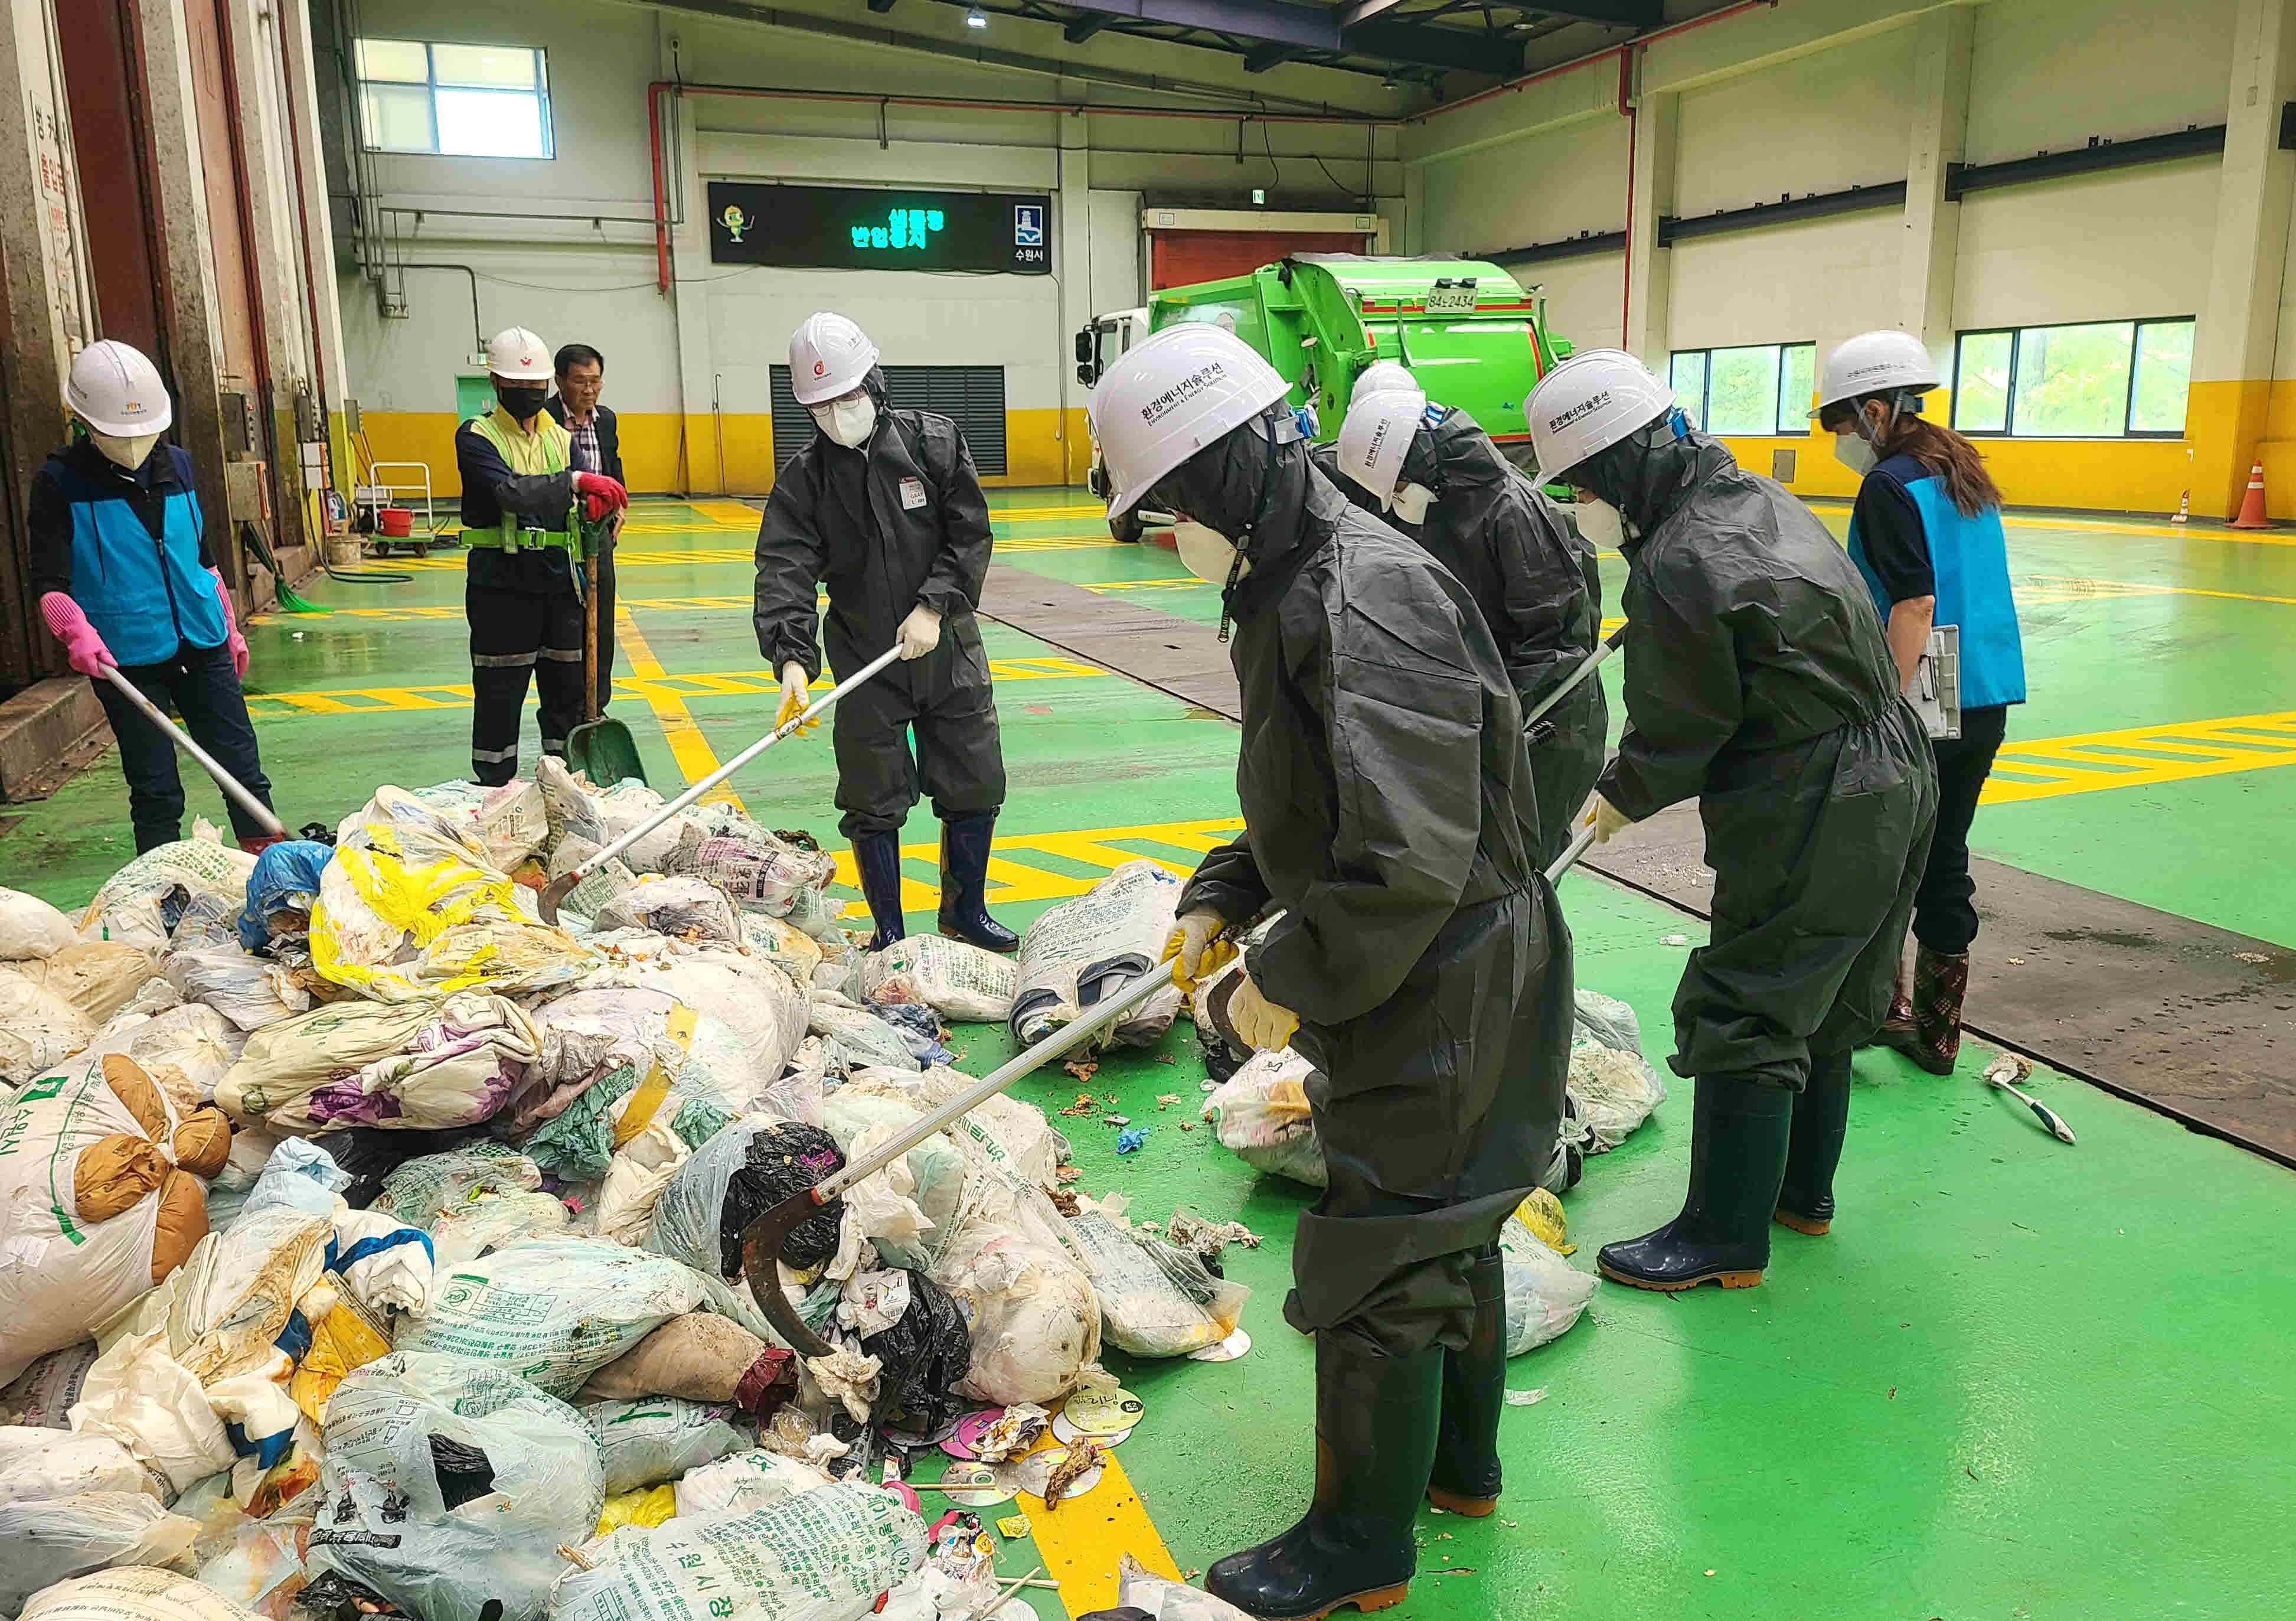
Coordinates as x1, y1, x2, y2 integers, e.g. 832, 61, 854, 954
1581, 791, 1632, 846
776, 662, 819, 736
1228, 973, 1299, 1053
1161, 910, 1236, 993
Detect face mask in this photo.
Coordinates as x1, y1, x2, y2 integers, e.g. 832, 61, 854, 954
1390, 483, 1435, 526
1834, 432, 1879, 477
1572, 497, 1625, 550
495, 383, 548, 420
812, 396, 876, 449
1172, 519, 1246, 586
91, 430, 159, 471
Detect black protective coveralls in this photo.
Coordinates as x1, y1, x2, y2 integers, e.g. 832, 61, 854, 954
1178, 466, 1572, 1354
455, 415, 583, 786
1318, 411, 1608, 866
753, 373, 1006, 840
1593, 435, 1938, 1090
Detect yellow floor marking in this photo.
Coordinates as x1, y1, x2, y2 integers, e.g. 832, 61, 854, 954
1985, 709, 2296, 803
243, 657, 1111, 717
1015, 1437, 1184, 1617
1805, 497, 2296, 547
989, 504, 1111, 521
2019, 573, 2296, 609
825, 816, 1245, 911
684, 498, 761, 524
614, 609, 744, 811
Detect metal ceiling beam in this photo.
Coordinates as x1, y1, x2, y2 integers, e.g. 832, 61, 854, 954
1510, 0, 1661, 21
1057, 0, 1520, 72
1063, 12, 1110, 38
1341, 19, 1521, 73
1340, 0, 1409, 22
867, 0, 898, 11
1243, 41, 1305, 71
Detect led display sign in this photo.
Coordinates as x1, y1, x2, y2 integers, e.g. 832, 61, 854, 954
707, 182, 1052, 275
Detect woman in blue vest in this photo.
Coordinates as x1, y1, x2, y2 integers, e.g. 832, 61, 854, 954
31, 341, 279, 854
1817, 329, 2026, 1080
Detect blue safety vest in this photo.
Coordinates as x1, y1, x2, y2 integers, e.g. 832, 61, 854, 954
1848, 457, 2026, 710
44, 445, 226, 667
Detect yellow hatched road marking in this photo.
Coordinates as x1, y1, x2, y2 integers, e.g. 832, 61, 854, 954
990, 504, 1111, 521
826, 815, 1243, 914
2018, 573, 2296, 609
1985, 709, 2296, 803
1014, 1440, 1184, 1617
614, 609, 743, 811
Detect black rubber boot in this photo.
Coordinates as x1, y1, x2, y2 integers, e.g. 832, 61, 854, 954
1598, 1074, 1792, 1291
1426, 1244, 1505, 1517
1205, 1328, 1439, 1620
1775, 1048, 1853, 1236
936, 813, 1020, 953
851, 833, 907, 952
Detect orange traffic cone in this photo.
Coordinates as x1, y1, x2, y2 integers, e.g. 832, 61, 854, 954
2171, 488, 2190, 524
2230, 459, 2274, 529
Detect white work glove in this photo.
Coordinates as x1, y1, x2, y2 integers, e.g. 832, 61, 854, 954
896, 604, 943, 661
776, 661, 819, 736
1580, 791, 1633, 846
1162, 909, 1236, 993
1228, 973, 1299, 1053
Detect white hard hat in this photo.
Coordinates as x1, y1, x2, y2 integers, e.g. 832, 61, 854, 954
1817, 330, 1941, 413
1351, 360, 1417, 403
790, 311, 880, 406
1087, 323, 1290, 520
66, 341, 172, 437
1335, 388, 1426, 507
1525, 348, 1676, 483
486, 327, 553, 381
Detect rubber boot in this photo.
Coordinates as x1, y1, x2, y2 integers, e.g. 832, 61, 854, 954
1597, 1074, 1792, 1291
1426, 1244, 1505, 1517
1204, 1328, 1439, 1620
1774, 1048, 1853, 1236
851, 833, 907, 952
1867, 958, 1914, 1049
1892, 947, 1970, 1076
936, 813, 1020, 953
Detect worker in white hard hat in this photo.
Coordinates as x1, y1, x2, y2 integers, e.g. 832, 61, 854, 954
455, 325, 629, 784
29, 340, 280, 853
753, 311, 1015, 954
1102, 322, 1572, 1619
1523, 348, 1937, 1291
1817, 329, 2025, 1078
1332, 383, 1608, 869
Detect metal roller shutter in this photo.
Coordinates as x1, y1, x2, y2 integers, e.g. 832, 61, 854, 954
770, 364, 1008, 477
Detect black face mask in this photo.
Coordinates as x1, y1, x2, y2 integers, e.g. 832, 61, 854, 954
495, 383, 549, 420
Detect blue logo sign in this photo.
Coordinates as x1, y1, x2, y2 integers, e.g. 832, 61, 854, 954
1014, 204, 1045, 247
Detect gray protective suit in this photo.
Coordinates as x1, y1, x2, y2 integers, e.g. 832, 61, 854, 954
753, 370, 1005, 839
1583, 428, 1938, 1091
1172, 415, 1572, 1356
1317, 410, 1608, 865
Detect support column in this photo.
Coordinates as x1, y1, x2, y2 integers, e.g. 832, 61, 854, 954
1402, 159, 1426, 256
2193, 0, 2296, 517
1055, 97, 1090, 485
664, 84, 720, 494
1622, 77, 1676, 367
1896, 3, 1973, 389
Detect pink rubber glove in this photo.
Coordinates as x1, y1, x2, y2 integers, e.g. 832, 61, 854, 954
209, 569, 248, 677
40, 592, 115, 679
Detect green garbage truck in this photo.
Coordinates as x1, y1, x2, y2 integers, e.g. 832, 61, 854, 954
1074, 254, 1572, 538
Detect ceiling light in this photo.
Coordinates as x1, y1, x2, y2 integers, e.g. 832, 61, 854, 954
966, 6, 987, 25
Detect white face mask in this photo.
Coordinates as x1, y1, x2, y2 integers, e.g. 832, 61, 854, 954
1834, 433, 1880, 477
92, 430, 160, 471
1172, 519, 1247, 586
1390, 483, 1435, 526
812, 396, 876, 449
1572, 497, 1625, 550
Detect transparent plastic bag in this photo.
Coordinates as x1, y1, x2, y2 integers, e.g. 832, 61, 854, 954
399, 1238, 703, 1397
1201, 1049, 1327, 1188
1497, 1222, 1598, 1355
0, 1492, 202, 1612
1066, 1209, 1249, 1358
583, 1398, 746, 1494
1569, 989, 1667, 1151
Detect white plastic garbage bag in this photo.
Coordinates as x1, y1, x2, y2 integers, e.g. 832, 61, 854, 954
1498, 1222, 1599, 1355
1115, 1554, 1256, 1621
0, 963, 95, 1087
595, 1098, 694, 1245
19, 943, 159, 1026
308, 1351, 606, 1621
856, 936, 1018, 1024
397, 1237, 704, 1397
410, 777, 551, 872
808, 994, 923, 1074
237, 1137, 352, 1221
1202, 1049, 1326, 1187
0, 1343, 101, 1430
518, 990, 765, 1180
0, 1427, 158, 1505
78, 837, 258, 954
81, 1003, 244, 1113
670, 1448, 830, 1518
1569, 989, 1668, 1150
0, 1492, 204, 1612
1008, 860, 1183, 1048
592, 876, 743, 944
1066, 1206, 1250, 1359
214, 991, 542, 1134
161, 945, 306, 1032
331, 1208, 437, 1316
375, 1141, 543, 1225
583, 1399, 746, 1495
0, 886, 80, 960
622, 947, 808, 1094
0, 1052, 233, 1384
427, 1189, 573, 1270
549, 1479, 926, 1621
21, 1565, 269, 1621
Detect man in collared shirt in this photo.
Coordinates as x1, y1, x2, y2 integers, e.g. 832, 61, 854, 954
546, 343, 622, 714
456, 327, 627, 784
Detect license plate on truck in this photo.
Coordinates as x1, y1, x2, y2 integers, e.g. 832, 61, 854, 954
1423, 283, 1477, 314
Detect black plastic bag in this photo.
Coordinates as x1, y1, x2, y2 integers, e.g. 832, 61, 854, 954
860, 1270, 972, 1437
717, 1121, 846, 1274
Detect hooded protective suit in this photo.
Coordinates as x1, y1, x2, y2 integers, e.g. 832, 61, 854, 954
1171, 411, 1572, 1353
1320, 410, 1606, 866
1580, 425, 1938, 1090
753, 368, 1005, 839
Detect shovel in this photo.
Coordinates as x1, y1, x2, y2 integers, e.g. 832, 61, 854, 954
100, 666, 288, 842
538, 644, 902, 924
740, 818, 1606, 1358
565, 518, 649, 788
1523, 624, 1624, 742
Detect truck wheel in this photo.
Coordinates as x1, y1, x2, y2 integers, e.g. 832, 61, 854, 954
1110, 511, 1145, 544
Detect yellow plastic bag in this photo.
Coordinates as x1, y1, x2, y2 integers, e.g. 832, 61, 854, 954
290, 1299, 393, 1424
1515, 1188, 1573, 1255
595, 1483, 679, 1535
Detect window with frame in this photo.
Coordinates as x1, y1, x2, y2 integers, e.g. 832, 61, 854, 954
1951, 318, 2193, 438
355, 39, 553, 159
1668, 343, 1818, 436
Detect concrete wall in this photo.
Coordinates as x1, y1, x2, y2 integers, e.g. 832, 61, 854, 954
1405, 0, 2295, 518
337, 0, 1402, 495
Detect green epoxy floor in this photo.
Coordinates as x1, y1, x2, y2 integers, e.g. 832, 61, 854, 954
7, 492, 2294, 1619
